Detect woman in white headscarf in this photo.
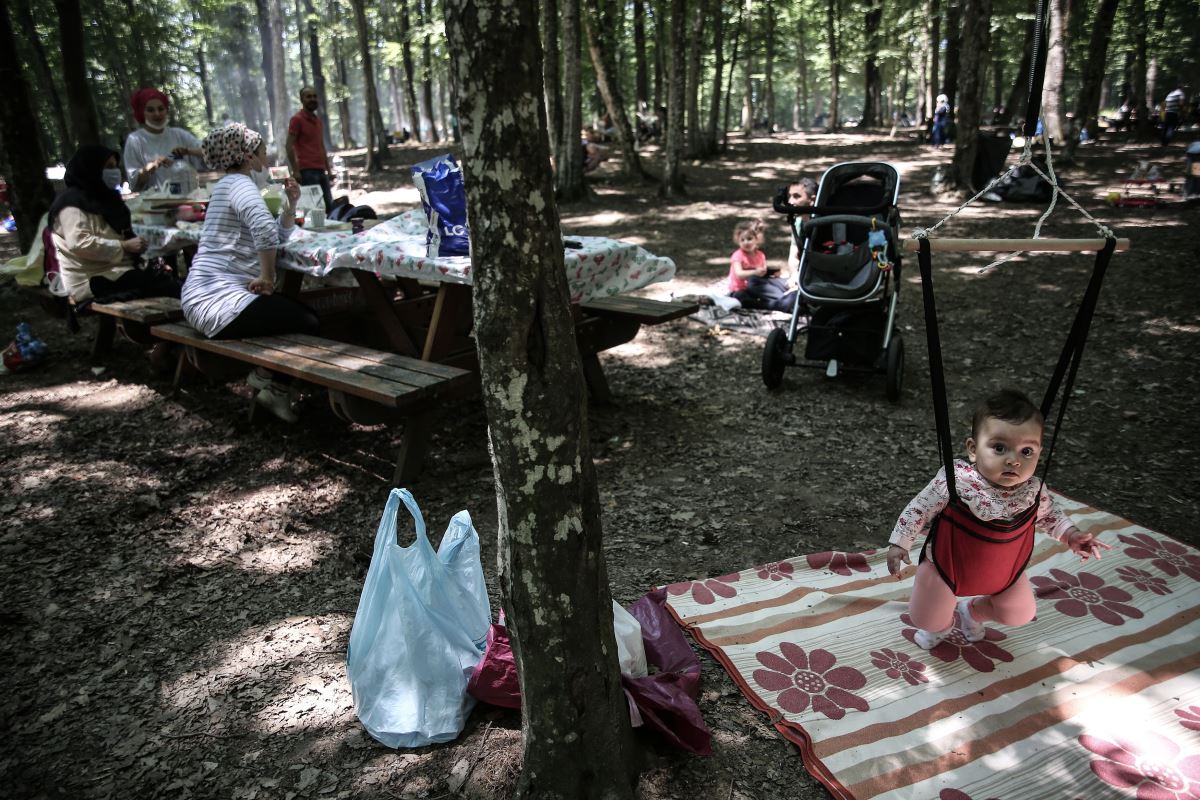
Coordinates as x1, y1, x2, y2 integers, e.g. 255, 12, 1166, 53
181, 123, 315, 422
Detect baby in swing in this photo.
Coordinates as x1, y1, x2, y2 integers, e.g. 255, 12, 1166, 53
886, 388, 1110, 649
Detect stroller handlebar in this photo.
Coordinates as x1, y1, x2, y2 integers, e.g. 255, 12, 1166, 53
800, 215, 897, 248
772, 186, 893, 217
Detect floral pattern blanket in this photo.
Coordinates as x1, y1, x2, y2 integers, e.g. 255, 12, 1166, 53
663, 494, 1200, 800
135, 210, 676, 304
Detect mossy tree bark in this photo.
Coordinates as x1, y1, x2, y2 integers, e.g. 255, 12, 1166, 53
442, 0, 639, 795
951, 0, 992, 191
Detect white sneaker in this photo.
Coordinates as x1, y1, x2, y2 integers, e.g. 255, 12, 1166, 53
956, 597, 986, 642
913, 628, 945, 650
983, 191, 1004, 202
255, 384, 299, 423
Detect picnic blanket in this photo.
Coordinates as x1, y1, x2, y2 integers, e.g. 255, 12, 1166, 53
663, 494, 1200, 800
687, 304, 795, 337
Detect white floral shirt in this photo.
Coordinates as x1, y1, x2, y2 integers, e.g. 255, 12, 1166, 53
889, 459, 1077, 552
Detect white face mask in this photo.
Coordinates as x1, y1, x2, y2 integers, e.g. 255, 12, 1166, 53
102, 168, 124, 190
143, 121, 166, 133
251, 168, 269, 188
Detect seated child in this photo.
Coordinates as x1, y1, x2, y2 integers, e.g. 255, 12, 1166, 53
726, 220, 798, 313
886, 389, 1109, 649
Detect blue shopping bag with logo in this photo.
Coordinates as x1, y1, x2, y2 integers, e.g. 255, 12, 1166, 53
410, 154, 470, 257
347, 488, 491, 747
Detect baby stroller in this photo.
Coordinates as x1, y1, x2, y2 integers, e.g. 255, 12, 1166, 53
761, 161, 904, 401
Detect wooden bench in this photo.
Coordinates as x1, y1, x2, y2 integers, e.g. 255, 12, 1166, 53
576, 295, 698, 402
151, 323, 475, 482
90, 296, 184, 357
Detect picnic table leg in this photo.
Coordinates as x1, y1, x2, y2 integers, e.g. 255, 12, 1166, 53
423, 285, 471, 361
92, 315, 117, 359
394, 412, 435, 485
580, 353, 614, 404
351, 271, 421, 356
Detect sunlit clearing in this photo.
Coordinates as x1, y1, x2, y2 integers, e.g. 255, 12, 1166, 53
161, 613, 353, 710
170, 483, 348, 573
565, 210, 629, 227
605, 339, 674, 368
1144, 317, 1200, 336
58, 383, 156, 413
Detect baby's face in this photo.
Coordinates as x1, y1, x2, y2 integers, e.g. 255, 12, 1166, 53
967, 416, 1043, 488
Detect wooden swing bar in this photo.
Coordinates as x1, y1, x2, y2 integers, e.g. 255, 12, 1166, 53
902, 238, 1130, 254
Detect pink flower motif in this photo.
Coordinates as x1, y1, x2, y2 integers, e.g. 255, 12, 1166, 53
1117, 565, 1174, 596
870, 648, 928, 686
1178, 706, 1200, 733
1120, 533, 1200, 581
755, 561, 795, 581
900, 612, 1014, 673
1031, 569, 1144, 626
1080, 731, 1200, 799
806, 550, 874, 577
666, 572, 740, 605
751, 642, 869, 720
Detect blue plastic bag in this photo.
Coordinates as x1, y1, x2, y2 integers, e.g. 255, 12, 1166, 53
410, 154, 470, 257
347, 489, 491, 748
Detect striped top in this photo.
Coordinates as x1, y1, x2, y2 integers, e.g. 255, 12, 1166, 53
181, 174, 293, 337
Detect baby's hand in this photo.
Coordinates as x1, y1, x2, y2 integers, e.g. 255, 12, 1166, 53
1067, 529, 1111, 562
886, 545, 911, 577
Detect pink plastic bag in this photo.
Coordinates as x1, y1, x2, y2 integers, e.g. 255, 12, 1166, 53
466, 589, 711, 755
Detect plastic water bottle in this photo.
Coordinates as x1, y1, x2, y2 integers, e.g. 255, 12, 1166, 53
162, 158, 197, 195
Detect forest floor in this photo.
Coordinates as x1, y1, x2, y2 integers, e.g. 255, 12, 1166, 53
1, 128, 1198, 800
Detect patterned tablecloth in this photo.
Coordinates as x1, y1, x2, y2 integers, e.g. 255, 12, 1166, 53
134, 209, 676, 303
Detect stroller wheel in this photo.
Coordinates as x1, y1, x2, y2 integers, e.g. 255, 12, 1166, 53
762, 327, 789, 389
885, 333, 904, 402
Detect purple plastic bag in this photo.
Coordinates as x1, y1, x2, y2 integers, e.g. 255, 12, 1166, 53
410, 154, 470, 257
466, 589, 712, 755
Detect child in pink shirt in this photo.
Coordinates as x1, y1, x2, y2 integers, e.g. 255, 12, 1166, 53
728, 220, 767, 293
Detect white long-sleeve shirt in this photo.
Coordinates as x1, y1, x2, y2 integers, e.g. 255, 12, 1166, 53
181, 174, 293, 337
122, 127, 205, 189
889, 459, 1077, 553
49, 207, 133, 302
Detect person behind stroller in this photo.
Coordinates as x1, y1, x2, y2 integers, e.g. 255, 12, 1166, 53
727, 220, 797, 313
785, 177, 817, 272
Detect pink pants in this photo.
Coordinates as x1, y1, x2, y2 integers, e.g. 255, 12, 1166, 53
909, 560, 1037, 634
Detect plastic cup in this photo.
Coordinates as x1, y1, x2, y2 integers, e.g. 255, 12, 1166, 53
264, 195, 282, 215
308, 208, 325, 229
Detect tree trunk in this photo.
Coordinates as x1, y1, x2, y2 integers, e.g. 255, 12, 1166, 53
685, 1, 705, 154
294, 0, 309, 87
389, 67, 405, 131
269, 0, 290, 160
740, 0, 753, 133
583, 0, 647, 177
762, 0, 776, 132
541, 0, 562, 158
825, 0, 839, 131
254, 0, 278, 140
703, 0, 726, 153
722, 1, 744, 149
418, 0, 436, 141
441, 0, 640, 795
0, 0, 56, 251
1129, 0, 1149, 139
794, 13, 809, 129
13, 0, 71, 161
926, 0, 940, 121
1040, 0, 1069, 142
555, 0, 587, 200
653, 0, 664, 109
304, 0, 335, 152
662, 0, 687, 194
398, 0, 421, 142
942, 0, 961, 105
197, 36, 215, 129
634, 0, 649, 107
53, 0, 100, 147
1003, 2, 1035, 126
863, 0, 882, 126
1063, 0, 1121, 159
332, 33, 355, 148
350, 0, 388, 170
950, 0, 990, 191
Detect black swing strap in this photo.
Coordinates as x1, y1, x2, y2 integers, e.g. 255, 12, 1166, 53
1037, 237, 1117, 487
916, 237, 959, 501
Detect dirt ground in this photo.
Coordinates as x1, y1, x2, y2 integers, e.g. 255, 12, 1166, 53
2, 130, 1198, 800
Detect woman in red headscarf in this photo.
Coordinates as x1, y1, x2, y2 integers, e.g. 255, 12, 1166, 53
122, 87, 206, 192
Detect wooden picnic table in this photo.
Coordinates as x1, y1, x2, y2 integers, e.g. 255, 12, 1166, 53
136, 209, 695, 478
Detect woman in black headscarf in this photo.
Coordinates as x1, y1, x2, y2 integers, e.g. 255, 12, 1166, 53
48, 145, 177, 304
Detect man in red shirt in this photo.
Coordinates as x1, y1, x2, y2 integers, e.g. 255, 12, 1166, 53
286, 86, 333, 212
